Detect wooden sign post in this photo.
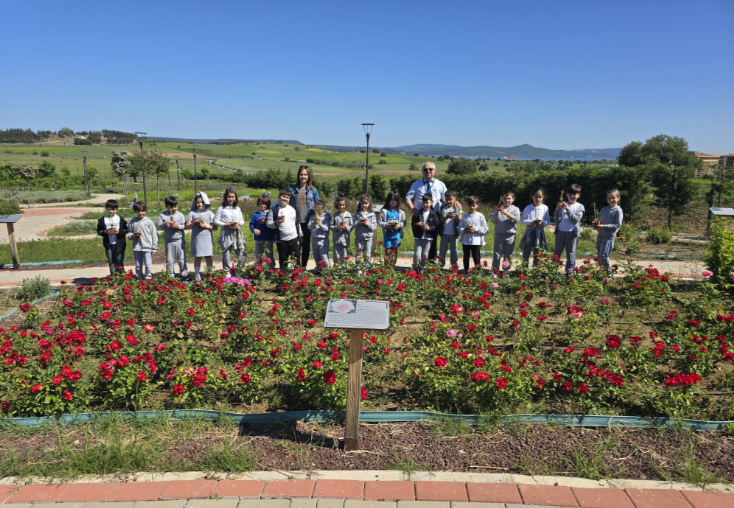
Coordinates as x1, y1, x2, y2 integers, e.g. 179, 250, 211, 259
324, 299, 390, 451
0, 215, 22, 270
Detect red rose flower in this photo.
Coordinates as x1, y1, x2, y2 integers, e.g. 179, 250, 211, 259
323, 370, 336, 385
172, 384, 185, 395
297, 368, 306, 382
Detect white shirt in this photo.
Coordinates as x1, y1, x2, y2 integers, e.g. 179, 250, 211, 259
459, 212, 488, 246
405, 178, 446, 212
558, 202, 583, 232
276, 205, 299, 242
442, 207, 458, 236
104, 215, 120, 245
214, 206, 245, 227
421, 210, 430, 240
521, 204, 550, 227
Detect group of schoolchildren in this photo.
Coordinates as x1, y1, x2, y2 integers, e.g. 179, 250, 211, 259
97, 184, 623, 280
406, 184, 623, 277
97, 190, 249, 281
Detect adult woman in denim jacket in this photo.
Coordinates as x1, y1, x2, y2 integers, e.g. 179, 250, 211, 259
288, 166, 320, 267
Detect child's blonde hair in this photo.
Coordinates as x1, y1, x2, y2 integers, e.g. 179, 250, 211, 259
606, 188, 621, 200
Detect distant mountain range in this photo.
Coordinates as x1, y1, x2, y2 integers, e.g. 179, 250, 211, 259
317, 143, 620, 159
150, 136, 619, 159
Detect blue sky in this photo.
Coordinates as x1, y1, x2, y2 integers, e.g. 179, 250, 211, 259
1, 0, 732, 153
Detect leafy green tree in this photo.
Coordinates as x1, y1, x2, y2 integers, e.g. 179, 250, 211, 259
372, 149, 380, 154
650, 163, 697, 228
479, 162, 490, 172
447, 157, 478, 175
443, 154, 451, 161
87, 166, 98, 179
618, 135, 701, 169
369, 175, 387, 201
58, 127, 74, 138
378, 159, 387, 165
437, 156, 444, 161
110, 150, 129, 182
37, 161, 56, 178
87, 131, 102, 144
707, 163, 734, 206
408, 163, 419, 172
380, 152, 387, 157
414, 153, 419, 157
60, 167, 70, 177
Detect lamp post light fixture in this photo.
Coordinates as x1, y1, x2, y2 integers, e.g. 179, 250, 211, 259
192, 148, 198, 194
134, 132, 148, 203
361, 123, 374, 194
80, 150, 89, 196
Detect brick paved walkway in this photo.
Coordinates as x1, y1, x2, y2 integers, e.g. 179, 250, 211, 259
2, 478, 733, 508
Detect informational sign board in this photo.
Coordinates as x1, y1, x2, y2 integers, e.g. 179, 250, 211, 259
710, 207, 734, 217
323, 299, 390, 330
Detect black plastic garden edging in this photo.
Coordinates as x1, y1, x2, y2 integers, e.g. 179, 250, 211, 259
2, 410, 732, 431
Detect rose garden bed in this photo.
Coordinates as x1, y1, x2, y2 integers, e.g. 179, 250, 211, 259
1, 255, 734, 420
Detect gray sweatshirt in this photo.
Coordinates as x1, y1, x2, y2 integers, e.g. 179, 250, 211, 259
490, 205, 521, 235
157, 210, 187, 242
330, 211, 353, 246
353, 210, 377, 240
308, 212, 331, 240
127, 217, 159, 252
553, 203, 585, 236
598, 206, 623, 239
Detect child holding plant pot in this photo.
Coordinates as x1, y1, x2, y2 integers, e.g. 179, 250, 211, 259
458, 195, 489, 273
186, 192, 216, 281
553, 184, 585, 279
594, 188, 623, 271
490, 190, 520, 277
378, 191, 406, 266
411, 194, 439, 270
214, 187, 246, 274
330, 193, 353, 265
520, 186, 550, 267
127, 201, 158, 281
97, 199, 128, 275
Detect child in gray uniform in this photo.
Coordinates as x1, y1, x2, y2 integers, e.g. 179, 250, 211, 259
353, 194, 377, 262
128, 202, 158, 281
331, 194, 353, 265
215, 187, 246, 274
308, 200, 331, 271
158, 196, 188, 278
594, 189, 623, 271
186, 192, 215, 281
553, 184, 585, 279
438, 190, 462, 269
490, 190, 520, 276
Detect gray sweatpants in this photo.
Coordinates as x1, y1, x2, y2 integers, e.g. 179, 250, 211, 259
165, 239, 187, 277
356, 238, 373, 262
554, 230, 579, 273
492, 233, 515, 271
312, 238, 330, 270
596, 233, 616, 269
333, 244, 349, 265
414, 238, 433, 268
134, 251, 153, 280
222, 246, 245, 274
254, 240, 275, 270
439, 234, 459, 268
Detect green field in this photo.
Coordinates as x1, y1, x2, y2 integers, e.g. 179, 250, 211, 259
1, 138, 596, 192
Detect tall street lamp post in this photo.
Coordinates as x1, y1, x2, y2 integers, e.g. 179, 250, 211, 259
81, 150, 89, 196
175, 156, 181, 190
361, 123, 374, 194
192, 148, 198, 194
134, 132, 148, 203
